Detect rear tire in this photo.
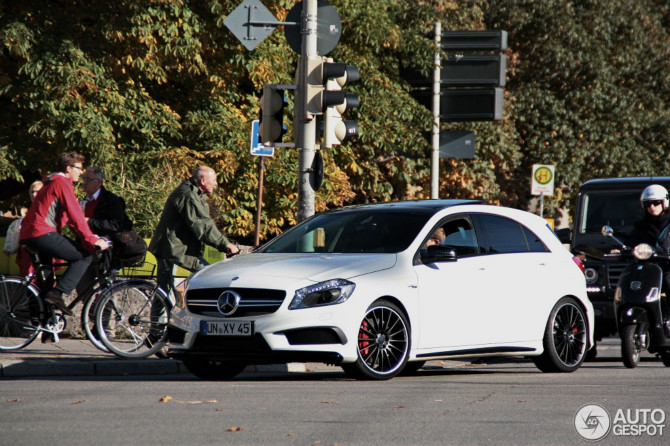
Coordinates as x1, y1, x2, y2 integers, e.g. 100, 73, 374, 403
621, 324, 641, 369
341, 300, 410, 380
0, 277, 43, 350
533, 297, 588, 373
95, 280, 169, 358
182, 358, 248, 380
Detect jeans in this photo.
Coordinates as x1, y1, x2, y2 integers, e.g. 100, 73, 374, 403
21, 232, 92, 295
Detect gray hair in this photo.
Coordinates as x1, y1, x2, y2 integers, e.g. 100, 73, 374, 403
86, 166, 104, 182
192, 166, 215, 181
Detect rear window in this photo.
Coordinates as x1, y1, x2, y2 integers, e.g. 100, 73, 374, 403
474, 214, 548, 254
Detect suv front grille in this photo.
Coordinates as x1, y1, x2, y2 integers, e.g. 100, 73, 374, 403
606, 263, 627, 289
186, 288, 286, 318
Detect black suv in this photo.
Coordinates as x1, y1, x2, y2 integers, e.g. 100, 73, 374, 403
566, 177, 670, 343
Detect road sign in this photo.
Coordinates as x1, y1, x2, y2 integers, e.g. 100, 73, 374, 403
225, 0, 281, 51
416, 88, 504, 121
250, 120, 274, 156
531, 164, 555, 195
439, 131, 475, 159
441, 31, 508, 51
284, 0, 341, 55
403, 55, 506, 88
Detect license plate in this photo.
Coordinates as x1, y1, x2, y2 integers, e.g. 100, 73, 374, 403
200, 320, 253, 336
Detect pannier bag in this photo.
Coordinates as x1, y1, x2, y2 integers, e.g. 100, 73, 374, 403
112, 230, 147, 261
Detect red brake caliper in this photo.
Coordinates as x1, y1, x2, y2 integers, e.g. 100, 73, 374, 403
359, 320, 370, 357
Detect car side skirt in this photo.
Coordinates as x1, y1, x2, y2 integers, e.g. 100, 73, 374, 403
416, 346, 536, 359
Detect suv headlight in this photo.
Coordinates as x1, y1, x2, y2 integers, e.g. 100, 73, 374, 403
289, 279, 356, 310
584, 268, 598, 285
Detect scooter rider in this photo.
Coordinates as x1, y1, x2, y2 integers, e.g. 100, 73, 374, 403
633, 185, 670, 304
626, 184, 670, 247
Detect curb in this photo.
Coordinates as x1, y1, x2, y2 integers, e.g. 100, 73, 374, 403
0, 358, 305, 378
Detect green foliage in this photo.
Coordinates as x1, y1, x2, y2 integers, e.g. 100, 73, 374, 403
1, 0, 670, 239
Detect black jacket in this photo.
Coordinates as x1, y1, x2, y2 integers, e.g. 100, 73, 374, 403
86, 186, 133, 236
627, 211, 670, 247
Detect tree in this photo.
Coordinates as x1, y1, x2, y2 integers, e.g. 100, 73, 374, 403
2, 0, 670, 239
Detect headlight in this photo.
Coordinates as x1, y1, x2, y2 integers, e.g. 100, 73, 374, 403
289, 279, 356, 310
584, 268, 598, 285
174, 277, 191, 309
633, 243, 653, 260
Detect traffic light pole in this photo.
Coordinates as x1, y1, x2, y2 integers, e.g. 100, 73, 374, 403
297, 0, 318, 222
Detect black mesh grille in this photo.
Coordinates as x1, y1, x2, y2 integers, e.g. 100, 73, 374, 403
284, 328, 345, 345
186, 287, 286, 317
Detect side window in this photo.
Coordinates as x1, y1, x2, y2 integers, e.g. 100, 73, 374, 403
428, 217, 479, 257
474, 214, 529, 254
522, 226, 549, 252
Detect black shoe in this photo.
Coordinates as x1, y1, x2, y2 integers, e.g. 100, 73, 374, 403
44, 290, 73, 316
41, 332, 54, 343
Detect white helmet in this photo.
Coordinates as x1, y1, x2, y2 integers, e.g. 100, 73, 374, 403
640, 184, 669, 210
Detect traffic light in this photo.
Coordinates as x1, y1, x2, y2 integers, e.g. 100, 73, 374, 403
304, 56, 360, 146
323, 75, 359, 146
259, 85, 285, 145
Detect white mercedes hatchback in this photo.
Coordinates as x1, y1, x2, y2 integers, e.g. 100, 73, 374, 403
167, 200, 594, 380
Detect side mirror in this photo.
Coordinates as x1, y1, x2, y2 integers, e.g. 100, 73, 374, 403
421, 245, 457, 263
601, 225, 613, 237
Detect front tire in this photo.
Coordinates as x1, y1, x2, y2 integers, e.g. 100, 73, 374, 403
182, 358, 248, 380
341, 300, 410, 380
95, 280, 169, 359
660, 351, 670, 367
621, 324, 641, 368
533, 297, 588, 373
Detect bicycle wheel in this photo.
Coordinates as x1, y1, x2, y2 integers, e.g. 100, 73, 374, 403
80, 290, 109, 353
95, 280, 169, 358
0, 277, 44, 350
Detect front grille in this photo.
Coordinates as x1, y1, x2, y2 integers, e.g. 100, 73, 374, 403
186, 287, 286, 317
606, 264, 627, 289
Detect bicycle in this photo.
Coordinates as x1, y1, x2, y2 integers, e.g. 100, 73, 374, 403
0, 243, 170, 359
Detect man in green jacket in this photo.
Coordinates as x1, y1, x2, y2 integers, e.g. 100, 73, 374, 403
149, 166, 239, 295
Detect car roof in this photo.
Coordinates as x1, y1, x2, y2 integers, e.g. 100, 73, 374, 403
579, 176, 670, 192
328, 199, 483, 215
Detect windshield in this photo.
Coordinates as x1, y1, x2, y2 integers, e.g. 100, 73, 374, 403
578, 191, 644, 237
261, 209, 432, 254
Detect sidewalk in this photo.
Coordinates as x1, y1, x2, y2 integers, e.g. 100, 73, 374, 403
0, 337, 472, 379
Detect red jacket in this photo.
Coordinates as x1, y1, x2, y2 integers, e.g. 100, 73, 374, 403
19, 173, 99, 248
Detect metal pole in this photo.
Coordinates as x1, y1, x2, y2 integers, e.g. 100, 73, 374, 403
254, 156, 265, 247
297, 0, 318, 222
430, 22, 441, 199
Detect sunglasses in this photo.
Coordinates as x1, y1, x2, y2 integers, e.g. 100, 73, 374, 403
644, 200, 664, 207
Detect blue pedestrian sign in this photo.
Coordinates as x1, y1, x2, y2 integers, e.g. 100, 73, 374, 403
250, 120, 274, 157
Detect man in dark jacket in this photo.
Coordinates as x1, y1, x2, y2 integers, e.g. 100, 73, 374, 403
149, 166, 239, 295
76, 166, 135, 296
80, 166, 133, 236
